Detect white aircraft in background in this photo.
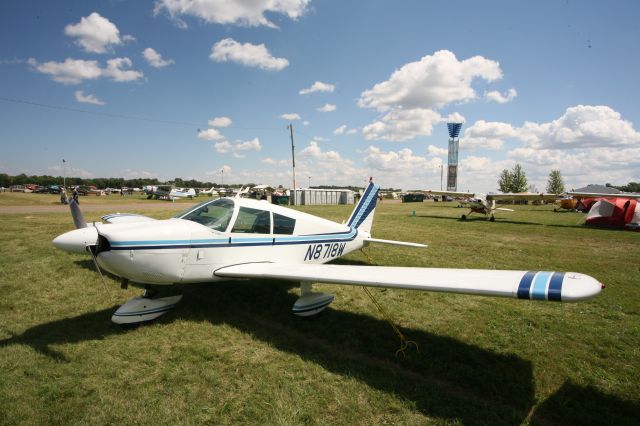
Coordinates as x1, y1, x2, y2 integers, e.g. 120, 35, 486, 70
199, 187, 220, 197
143, 185, 196, 200
53, 181, 602, 326
425, 190, 559, 221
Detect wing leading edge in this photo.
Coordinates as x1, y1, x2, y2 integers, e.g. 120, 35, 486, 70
214, 263, 602, 302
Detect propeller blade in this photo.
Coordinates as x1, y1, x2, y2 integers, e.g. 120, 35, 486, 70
87, 245, 112, 299
69, 199, 87, 229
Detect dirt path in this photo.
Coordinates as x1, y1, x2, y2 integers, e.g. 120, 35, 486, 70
0, 202, 197, 214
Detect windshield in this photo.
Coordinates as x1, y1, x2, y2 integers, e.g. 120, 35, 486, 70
177, 198, 235, 232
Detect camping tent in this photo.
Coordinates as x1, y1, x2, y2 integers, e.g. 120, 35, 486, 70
586, 198, 639, 230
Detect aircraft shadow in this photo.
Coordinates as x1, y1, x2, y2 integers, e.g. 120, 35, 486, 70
531, 381, 640, 425
412, 214, 545, 226
2, 279, 535, 425
3, 280, 634, 423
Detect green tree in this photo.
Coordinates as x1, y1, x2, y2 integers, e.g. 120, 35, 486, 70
546, 169, 565, 194
498, 169, 512, 192
510, 164, 528, 193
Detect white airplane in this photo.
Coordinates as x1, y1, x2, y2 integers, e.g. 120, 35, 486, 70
53, 181, 602, 325
425, 190, 559, 221
199, 187, 220, 197
143, 185, 196, 200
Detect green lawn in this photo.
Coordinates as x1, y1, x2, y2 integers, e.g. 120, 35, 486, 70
0, 200, 638, 425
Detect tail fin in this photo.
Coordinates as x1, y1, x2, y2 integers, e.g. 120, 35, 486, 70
347, 181, 380, 232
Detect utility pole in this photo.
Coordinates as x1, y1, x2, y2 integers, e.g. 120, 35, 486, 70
288, 124, 296, 204
221, 168, 224, 186
308, 176, 311, 188
63, 159, 66, 190
440, 164, 443, 191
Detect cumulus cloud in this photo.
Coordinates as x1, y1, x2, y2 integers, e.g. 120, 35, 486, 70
461, 120, 517, 150
208, 116, 232, 127
210, 38, 288, 71
299, 81, 335, 95
280, 113, 301, 120
427, 145, 448, 156
358, 50, 503, 112
65, 12, 132, 54
74, 90, 105, 105
27, 57, 143, 85
143, 47, 174, 68
317, 103, 336, 112
262, 157, 288, 166
333, 124, 357, 135
485, 88, 517, 104
154, 0, 309, 29
198, 128, 225, 141
362, 108, 443, 141
215, 138, 261, 157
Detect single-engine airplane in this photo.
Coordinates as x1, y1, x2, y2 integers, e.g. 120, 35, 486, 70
143, 185, 196, 200
425, 190, 559, 221
53, 181, 602, 325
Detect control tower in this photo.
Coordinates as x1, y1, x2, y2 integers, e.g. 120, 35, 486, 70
446, 122, 463, 191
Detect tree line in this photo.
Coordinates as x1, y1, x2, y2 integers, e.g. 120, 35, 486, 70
0, 173, 234, 189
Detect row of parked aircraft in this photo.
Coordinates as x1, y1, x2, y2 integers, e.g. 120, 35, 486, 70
424, 189, 640, 229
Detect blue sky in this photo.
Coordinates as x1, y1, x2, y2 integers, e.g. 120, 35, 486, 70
1, 0, 639, 191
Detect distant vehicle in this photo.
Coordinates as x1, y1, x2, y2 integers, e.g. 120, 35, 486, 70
143, 185, 196, 200
425, 190, 559, 221
76, 185, 105, 196
554, 197, 578, 212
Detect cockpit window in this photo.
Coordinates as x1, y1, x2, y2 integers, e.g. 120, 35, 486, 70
231, 207, 271, 234
178, 198, 235, 232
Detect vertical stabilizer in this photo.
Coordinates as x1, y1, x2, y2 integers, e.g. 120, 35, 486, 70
347, 181, 380, 232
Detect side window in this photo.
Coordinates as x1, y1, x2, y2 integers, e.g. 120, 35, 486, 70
273, 213, 296, 235
231, 207, 271, 234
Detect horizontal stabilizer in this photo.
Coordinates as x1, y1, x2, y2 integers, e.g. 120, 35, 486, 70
214, 263, 602, 302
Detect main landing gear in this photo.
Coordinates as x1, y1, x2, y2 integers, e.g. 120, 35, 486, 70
111, 285, 183, 325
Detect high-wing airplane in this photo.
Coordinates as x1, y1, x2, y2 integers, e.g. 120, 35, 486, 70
143, 185, 196, 200
52, 181, 602, 325
425, 190, 559, 221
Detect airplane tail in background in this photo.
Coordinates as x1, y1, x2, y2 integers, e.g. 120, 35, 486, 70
347, 180, 380, 233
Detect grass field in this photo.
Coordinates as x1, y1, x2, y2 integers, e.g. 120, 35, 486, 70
0, 195, 638, 425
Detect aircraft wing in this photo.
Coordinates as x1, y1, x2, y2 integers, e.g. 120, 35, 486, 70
567, 192, 640, 199
214, 263, 601, 302
423, 190, 476, 198
487, 193, 559, 202
101, 213, 157, 224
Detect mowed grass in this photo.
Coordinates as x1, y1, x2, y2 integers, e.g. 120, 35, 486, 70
0, 197, 638, 425
0, 191, 198, 206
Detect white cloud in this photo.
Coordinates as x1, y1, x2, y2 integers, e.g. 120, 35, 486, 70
208, 116, 232, 127
303, 121, 310, 126
358, 50, 503, 112
317, 103, 336, 112
154, 0, 309, 29
210, 38, 288, 71
198, 128, 225, 141
143, 47, 174, 68
74, 90, 105, 105
215, 138, 261, 156
427, 145, 448, 156
281, 113, 301, 120
102, 57, 144, 82
461, 120, 517, 150
214, 141, 231, 153
28, 57, 143, 85
48, 164, 93, 178
520, 105, 640, 149
64, 12, 131, 54
262, 157, 288, 166
485, 88, 517, 104
234, 137, 261, 152
362, 108, 443, 141
334, 124, 357, 135
299, 81, 335, 95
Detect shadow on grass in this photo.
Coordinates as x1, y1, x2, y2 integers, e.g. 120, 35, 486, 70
531, 381, 640, 426
1, 278, 531, 424
412, 214, 545, 226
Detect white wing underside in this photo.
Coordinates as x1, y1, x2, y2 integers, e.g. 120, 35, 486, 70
213, 263, 601, 301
